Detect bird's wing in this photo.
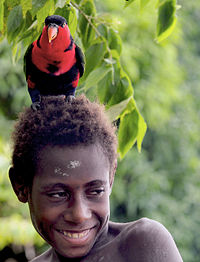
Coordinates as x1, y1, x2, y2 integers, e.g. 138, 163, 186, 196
24, 43, 34, 80
75, 44, 85, 77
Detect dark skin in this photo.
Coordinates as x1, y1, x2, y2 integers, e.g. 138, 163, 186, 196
9, 144, 183, 262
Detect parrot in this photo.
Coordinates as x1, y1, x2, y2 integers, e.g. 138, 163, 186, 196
24, 15, 85, 110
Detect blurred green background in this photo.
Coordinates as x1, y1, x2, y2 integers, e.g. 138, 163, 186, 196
0, 0, 200, 261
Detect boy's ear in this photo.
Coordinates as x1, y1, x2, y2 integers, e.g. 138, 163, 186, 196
9, 167, 29, 203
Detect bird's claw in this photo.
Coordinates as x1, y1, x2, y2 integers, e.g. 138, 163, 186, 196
31, 102, 41, 111
65, 95, 75, 103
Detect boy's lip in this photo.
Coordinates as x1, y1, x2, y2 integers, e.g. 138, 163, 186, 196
57, 229, 91, 239
55, 226, 96, 239
55, 227, 97, 246
56, 225, 96, 232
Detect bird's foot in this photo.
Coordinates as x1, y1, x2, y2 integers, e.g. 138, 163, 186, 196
31, 102, 41, 111
65, 95, 75, 103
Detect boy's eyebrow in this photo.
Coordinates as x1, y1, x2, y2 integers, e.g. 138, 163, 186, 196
85, 180, 107, 187
40, 180, 107, 191
40, 183, 67, 191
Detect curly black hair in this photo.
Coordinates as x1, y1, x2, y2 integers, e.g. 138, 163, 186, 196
11, 95, 117, 186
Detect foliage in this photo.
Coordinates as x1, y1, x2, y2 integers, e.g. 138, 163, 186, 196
1, 0, 199, 262
125, 0, 178, 42
107, 0, 200, 261
0, 138, 44, 250
0, 40, 29, 120
0, 0, 138, 158
0, 0, 178, 158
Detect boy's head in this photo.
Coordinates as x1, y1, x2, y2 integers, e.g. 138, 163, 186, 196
9, 95, 118, 258
10, 95, 118, 186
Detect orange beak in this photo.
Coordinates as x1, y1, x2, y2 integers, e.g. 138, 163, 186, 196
48, 25, 58, 43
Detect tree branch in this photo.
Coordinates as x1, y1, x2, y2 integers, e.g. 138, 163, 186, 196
70, 0, 114, 84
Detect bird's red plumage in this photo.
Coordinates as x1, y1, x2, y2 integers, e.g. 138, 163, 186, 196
24, 15, 85, 107
32, 25, 76, 75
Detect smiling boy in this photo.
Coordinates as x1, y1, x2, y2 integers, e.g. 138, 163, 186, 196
9, 95, 183, 261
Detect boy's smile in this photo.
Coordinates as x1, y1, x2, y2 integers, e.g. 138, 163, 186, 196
27, 144, 112, 258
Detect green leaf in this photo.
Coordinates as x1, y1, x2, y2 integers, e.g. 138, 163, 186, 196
137, 113, 147, 152
140, 0, 151, 10
84, 65, 112, 91
156, 0, 177, 43
36, 0, 55, 30
80, 0, 96, 16
79, 0, 96, 48
7, 5, 23, 43
31, 0, 49, 16
11, 43, 22, 63
117, 97, 147, 157
107, 66, 133, 107
55, 5, 71, 20
55, 0, 69, 8
156, 0, 166, 7
108, 28, 122, 55
73, 0, 82, 4
55, 5, 77, 36
97, 58, 133, 107
20, 0, 32, 17
18, 11, 39, 45
0, 0, 5, 32
106, 97, 131, 122
97, 24, 108, 39
118, 99, 138, 158
68, 6, 77, 37
11, 44, 18, 63
82, 39, 107, 80
4, 0, 20, 9
97, 70, 113, 104
124, 0, 137, 8
22, 10, 34, 31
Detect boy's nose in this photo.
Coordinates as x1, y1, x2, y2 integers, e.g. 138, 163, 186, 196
63, 196, 92, 224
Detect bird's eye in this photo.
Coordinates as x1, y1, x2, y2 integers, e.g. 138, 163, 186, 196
63, 22, 66, 28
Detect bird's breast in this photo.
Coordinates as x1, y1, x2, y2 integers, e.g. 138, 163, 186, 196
32, 44, 76, 75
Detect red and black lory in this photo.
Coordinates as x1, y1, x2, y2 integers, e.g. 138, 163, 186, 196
24, 15, 85, 110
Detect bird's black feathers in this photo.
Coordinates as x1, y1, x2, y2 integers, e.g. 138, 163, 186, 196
75, 45, 85, 77
45, 15, 67, 27
24, 15, 85, 108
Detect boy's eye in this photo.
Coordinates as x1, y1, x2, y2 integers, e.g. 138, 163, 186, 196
47, 191, 70, 200
88, 188, 105, 196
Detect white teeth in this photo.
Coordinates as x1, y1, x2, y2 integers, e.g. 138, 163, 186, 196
61, 230, 89, 239
73, 233, 79, 239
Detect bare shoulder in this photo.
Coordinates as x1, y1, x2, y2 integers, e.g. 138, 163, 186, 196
115, 218, 183, 262
30, 248, 59, 262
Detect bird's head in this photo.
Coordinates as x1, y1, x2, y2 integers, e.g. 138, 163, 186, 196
45, 15, 69, 43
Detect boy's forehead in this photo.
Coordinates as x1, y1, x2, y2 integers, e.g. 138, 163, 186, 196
53, 160, 82, 177
36, 144, 110, 180
38, 143, 108, 162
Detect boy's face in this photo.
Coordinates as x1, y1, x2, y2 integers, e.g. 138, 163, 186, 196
28, 144, 113, 258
